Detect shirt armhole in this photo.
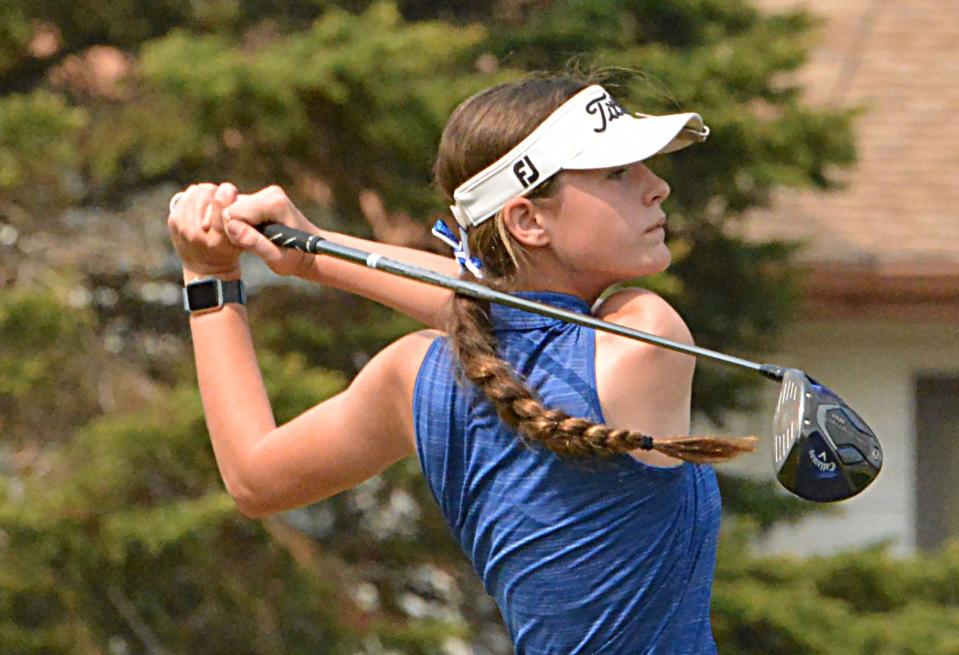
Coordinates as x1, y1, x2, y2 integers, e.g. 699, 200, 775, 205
411, 335, 447, 496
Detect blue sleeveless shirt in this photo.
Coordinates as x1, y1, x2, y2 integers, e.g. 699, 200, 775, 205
413, 291, 721, 654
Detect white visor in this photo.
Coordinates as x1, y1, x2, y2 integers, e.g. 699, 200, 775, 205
449, 84, 709, 229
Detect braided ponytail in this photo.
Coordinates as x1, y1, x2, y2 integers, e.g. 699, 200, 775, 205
435, 76, 757, 464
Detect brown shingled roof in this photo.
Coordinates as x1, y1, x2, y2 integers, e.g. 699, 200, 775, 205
740, 0, 959, 319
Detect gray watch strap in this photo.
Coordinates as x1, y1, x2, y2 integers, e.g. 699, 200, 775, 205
183, 278, 246, 313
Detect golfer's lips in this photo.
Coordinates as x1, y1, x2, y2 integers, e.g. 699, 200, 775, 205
644, 217, 667, 233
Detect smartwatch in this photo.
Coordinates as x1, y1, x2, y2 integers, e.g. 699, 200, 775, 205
183, 278, 246, 314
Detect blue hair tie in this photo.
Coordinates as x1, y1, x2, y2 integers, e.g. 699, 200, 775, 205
431, 219, 484, 278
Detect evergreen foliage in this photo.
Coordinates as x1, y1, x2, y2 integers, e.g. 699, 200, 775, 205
713, 526, 959, 653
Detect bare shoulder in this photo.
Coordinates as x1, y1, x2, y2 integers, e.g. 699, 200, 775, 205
592, 288, 695, 465
358, 329, 443, 417
296, 327, 443, 462
593, 287, 693, 346
371, 328, 443, 383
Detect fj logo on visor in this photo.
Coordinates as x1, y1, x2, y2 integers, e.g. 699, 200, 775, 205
512, 155, 540, 187
585, 93, 626, 133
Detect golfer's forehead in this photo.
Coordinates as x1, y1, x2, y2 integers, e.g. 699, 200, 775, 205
556, 163, 647, 187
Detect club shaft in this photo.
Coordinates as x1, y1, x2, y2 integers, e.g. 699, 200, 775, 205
259, 223, 783, 380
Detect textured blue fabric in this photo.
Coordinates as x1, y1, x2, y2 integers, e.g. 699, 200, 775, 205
413, 291, 721, 654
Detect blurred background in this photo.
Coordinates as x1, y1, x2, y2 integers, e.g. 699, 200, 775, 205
0, 1, 956, 653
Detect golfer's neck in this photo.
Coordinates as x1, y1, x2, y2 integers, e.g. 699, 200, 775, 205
510, 260, 606, 306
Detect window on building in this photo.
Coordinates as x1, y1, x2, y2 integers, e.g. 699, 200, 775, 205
915, 374, 959, 551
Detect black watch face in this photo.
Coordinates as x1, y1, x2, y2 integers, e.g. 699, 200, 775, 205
186, 281, 221, 309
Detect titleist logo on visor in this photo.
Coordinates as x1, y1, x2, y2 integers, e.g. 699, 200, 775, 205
585, 93, 626, 133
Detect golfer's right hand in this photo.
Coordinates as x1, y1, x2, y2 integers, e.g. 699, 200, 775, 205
221, 185, 318, 278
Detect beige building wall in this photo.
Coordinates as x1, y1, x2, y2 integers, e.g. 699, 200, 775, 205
696, 318, 959, 556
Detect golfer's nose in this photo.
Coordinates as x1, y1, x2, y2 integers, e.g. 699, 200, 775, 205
636, 165, 670, 206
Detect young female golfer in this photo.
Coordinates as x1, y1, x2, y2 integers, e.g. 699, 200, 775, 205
168, 77, 755, 653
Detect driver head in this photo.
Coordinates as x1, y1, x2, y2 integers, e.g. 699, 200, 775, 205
772, 368, 882, 502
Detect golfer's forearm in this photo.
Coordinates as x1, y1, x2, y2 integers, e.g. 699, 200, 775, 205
188, 301, 276, 508
304, 230, 457, 328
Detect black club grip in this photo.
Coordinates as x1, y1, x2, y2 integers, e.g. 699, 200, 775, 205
256, 222, 325, 254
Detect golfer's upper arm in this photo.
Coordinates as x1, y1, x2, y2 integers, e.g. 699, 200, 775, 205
232, 330, 438, 517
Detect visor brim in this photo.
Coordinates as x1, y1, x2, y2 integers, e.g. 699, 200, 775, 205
564, 113, 707, 170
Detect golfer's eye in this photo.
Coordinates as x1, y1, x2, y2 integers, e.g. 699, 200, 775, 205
607, 166, 630, 180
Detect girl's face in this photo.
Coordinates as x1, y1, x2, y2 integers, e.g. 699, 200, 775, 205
533, 162, 672, 294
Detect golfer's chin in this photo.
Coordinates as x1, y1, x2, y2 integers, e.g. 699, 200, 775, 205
630, 245, 672, 278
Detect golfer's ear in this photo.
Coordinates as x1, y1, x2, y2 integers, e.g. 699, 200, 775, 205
501, 197, 550, 248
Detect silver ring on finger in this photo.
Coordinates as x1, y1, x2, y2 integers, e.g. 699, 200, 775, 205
169, 191, 186, 215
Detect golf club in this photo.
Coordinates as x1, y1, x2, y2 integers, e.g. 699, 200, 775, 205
255, 222, 882, 502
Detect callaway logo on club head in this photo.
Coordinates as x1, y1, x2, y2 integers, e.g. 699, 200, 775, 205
512, 155, 540, 188
585, 93, 626, 133
808, 448, 838, 477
